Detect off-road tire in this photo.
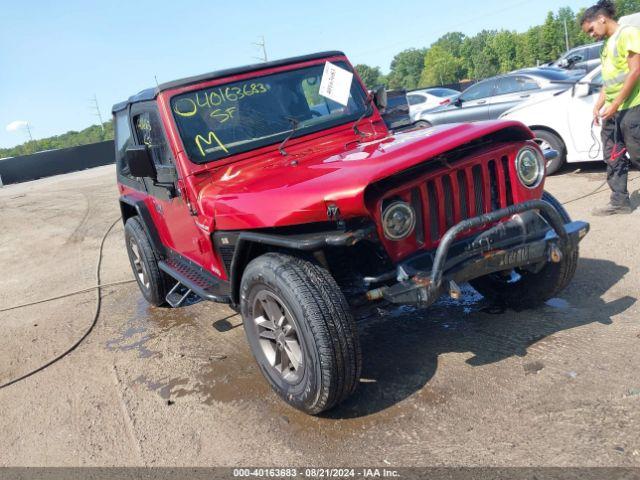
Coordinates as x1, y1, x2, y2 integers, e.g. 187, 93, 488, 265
124, 217, 168, 307
240, 253, 361, 414
532, 129, 565, 175
469, 191, 578, 309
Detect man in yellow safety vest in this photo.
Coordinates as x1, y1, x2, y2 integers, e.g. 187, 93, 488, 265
582, 0, 640, 215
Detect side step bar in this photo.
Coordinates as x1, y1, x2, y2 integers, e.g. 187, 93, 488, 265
165, 282, 194, 308
158, 258, 231, 306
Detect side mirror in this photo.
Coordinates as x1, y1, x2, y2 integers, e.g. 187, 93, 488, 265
567, 55, 581, 67
454, 96, 463, 107
126, 145, 156, 179
373, 86, 387, 110
574, 83, 591, 98
557, 58, 569, 68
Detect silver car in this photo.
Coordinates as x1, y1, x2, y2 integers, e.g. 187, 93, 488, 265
551, 42, 602, 73
415, 68, 583, 128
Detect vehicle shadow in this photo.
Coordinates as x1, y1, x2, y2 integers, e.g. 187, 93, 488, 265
323, 257, 634, 419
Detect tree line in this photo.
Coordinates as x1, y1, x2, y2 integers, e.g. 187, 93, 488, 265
0, 121, 114, 159
355, 0, 640, 90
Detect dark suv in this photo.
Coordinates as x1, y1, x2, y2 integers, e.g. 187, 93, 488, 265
114, 51, 589, 414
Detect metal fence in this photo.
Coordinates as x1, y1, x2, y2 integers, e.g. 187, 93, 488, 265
0, 140, 114, 186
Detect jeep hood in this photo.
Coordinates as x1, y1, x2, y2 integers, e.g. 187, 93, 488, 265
197, 120, 533, 230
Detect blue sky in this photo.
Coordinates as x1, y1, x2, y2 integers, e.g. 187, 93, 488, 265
0, 0, 591, 149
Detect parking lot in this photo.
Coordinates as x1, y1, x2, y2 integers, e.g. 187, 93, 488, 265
1, 163, 639, 467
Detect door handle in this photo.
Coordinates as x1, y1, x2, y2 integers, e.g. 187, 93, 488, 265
520, 94, 530, 98
476, 100, 487, 105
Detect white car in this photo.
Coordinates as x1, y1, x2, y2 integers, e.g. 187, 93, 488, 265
500, 67, 603, 174
407, 88, 460, 123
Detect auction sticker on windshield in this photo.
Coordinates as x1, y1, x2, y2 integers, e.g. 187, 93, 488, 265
319, 61, 353, 106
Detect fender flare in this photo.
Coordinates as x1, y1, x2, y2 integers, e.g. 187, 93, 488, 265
220, 225, 376, 305
119, 195, 166, 256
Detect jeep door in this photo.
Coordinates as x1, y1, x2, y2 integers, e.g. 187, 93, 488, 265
129, 102, 211, 266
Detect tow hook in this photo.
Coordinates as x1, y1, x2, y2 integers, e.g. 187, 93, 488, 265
549, 244, 563, 263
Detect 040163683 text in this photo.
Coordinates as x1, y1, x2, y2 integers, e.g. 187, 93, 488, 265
173, 82, 268, 118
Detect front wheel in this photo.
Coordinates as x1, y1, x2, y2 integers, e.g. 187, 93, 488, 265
469, 191, 578, 309
240, 253, 361, 414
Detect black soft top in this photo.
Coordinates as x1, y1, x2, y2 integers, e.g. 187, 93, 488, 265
112, 51, 345, 113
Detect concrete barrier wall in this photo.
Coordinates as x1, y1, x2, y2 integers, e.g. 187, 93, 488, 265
0, 140, 115, 186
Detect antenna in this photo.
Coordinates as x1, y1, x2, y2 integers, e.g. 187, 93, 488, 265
89, 94, 105, 132
252, 35, 268, 62
154, 75, 160, 87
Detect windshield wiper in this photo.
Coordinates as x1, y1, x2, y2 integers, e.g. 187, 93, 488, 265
279, 116, 299, 156
353, 93, 374, 139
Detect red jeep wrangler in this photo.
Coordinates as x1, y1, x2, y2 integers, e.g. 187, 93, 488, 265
113, 51, 589, 414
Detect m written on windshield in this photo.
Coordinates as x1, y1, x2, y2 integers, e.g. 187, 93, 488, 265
582, 0, 640, 215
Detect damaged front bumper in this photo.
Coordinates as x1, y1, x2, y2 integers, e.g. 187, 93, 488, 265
367, 200, 589, 306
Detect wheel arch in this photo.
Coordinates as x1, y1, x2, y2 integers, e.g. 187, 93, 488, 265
119, 196, 166, 256
528, 125, 567, 154
221, 224, 377, 305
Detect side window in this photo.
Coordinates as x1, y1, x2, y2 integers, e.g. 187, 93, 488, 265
516, 76, 540, 91
461, 81, 494, 101
114, 110, 134, 178
408, 94, 426, 105
494, 77, 522, 95
589, 44, 602, 60
132, 109, 173, 166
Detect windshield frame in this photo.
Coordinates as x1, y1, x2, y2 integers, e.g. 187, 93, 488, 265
166, 58, 371, 165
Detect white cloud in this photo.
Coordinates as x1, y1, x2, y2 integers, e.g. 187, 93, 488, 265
6, 120, 28, 132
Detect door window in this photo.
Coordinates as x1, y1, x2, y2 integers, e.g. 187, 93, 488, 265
460, 81, 494, 101
516, 76, 539, 91
408, 94, 426, 105
494, 77, 522, 95
589, 44, 602, 60
132, 109, 173, 166
494, 76, 539, 95
115, 110, 134, 178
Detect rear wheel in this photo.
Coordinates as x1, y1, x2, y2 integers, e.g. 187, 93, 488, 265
124, 217, 169, 306
240, 253, 361, 414
469, 191, 578, 309
532, 129, 565, 175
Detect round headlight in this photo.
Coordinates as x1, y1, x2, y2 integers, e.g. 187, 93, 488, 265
516, 146, 544, 188
382, 201, 416, 241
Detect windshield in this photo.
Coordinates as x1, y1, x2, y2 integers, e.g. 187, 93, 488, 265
171, 61, 368, 163
427, 88, 459, 97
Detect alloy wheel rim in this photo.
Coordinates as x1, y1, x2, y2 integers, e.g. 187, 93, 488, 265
252, 290, 303, 383
129, 238, 150, 289
534, 138, 553, 167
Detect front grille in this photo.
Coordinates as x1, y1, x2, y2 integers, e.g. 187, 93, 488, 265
405, 155, 514, 246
